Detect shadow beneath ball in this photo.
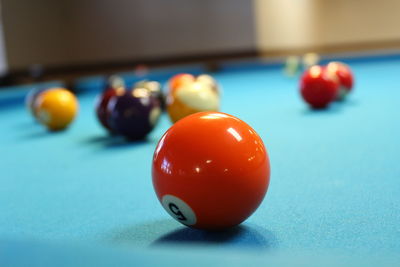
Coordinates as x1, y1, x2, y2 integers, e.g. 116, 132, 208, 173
107, 219, 277, 250
301, 102, 343, 115
18, 127, 66, 140
83, 134, 116, 144
343, 98, 359, 107
82, 134, 156, 150
151, 224, 278, 250
13, 120, 37, 130
19, 131, 51, 140
107, 219, 181, 246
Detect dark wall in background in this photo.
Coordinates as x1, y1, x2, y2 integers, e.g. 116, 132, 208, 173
1, 0, 256, 71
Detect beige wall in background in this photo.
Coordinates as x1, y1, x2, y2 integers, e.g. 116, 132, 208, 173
314, 0, 400, 46
254, 0, 317, 50
254, 0, 400, 52
1, 0, 256, 71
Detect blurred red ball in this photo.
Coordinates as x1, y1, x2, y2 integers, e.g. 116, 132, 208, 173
326, 62, 354, 100
300, 65, 339, 109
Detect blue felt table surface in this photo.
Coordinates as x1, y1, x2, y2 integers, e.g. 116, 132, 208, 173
1, 55, 400, 265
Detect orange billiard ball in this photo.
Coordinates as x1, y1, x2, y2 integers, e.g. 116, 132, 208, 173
168, 73, 195, 96
152, 112, 270, 230
166, 81, 219, 123
34, 88, 79, 131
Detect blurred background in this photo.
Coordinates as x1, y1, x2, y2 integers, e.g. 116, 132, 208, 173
0, 0, 399, 85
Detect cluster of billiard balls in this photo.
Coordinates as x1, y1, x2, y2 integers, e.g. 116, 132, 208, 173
95, 76, 163, 140
95, 73, 221, 139
95, 74, 269, 230
26, 74, 271, 231
25, 64, 354, 230
26, 87, 79, 131
300, 61, 354, 109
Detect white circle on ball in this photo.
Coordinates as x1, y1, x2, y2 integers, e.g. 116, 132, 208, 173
161, 195, 197, 226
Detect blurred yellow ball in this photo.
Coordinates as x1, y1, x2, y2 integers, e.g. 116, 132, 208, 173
34, 88, 79, 131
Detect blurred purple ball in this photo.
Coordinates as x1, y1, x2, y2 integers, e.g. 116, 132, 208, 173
107, 88, 162, 140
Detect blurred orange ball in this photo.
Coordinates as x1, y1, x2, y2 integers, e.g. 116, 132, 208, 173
168, 73, 195, 95
167, 81, 219, 123
196, 74, 220, 95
